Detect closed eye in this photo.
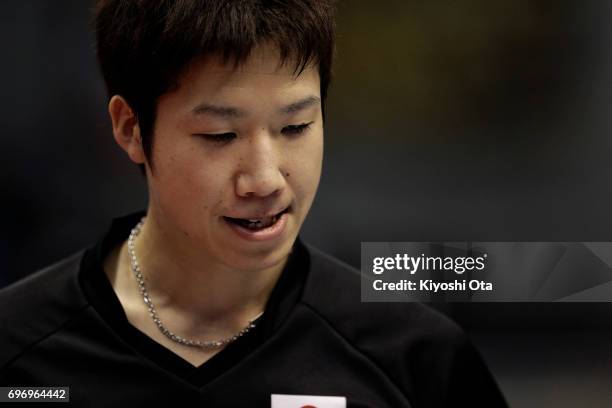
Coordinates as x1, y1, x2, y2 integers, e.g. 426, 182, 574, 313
196, 133, 236, 144
195, 122, 313, 143
282, 122, 313, 136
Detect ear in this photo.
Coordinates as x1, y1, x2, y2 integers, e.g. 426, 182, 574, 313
108, 95, 146, 164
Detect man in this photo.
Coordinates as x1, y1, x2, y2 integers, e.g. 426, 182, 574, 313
0, 1, 507, 406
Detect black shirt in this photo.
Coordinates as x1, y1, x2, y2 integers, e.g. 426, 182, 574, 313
80, 209, 309, 388
0, 210, 508, 407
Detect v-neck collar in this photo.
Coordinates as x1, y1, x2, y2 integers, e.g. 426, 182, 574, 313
78, 209, 309, 387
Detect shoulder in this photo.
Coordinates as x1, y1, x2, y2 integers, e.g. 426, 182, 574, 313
301, 243, 507, 407
0, 250, 90, 368
302, 242, 462, 340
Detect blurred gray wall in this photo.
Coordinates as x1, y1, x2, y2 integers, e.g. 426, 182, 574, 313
2, 1, 612, 406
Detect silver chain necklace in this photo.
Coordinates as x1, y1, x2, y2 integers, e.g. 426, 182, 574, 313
127, 217, 263, 349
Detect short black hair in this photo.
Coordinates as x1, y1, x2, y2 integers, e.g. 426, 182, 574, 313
94, 0, 336, 177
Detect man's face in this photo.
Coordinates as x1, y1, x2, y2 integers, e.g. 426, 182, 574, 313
144, 44, 323, 271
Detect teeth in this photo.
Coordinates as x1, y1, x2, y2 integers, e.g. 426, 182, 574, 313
226, 210, 285, 231
244, 215, 277, 229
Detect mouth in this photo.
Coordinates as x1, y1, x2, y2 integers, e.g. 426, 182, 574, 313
223, 206, 291, 231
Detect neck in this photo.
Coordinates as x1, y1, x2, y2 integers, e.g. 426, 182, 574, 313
119, 212, 289, 326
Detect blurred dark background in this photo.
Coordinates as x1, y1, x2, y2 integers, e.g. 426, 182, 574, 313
2, 0, 612, 406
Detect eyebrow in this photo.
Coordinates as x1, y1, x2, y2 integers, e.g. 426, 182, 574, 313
191, 95, 321, 118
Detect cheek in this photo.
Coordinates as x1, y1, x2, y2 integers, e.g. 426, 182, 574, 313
288, 134, 324, 199
151, 144, 227, 210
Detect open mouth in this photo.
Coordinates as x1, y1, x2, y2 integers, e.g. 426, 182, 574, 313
223, 207, 290, 231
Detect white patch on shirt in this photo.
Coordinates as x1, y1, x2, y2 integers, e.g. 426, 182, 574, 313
271, 393, 347, 407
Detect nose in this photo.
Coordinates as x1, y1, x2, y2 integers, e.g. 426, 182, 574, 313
235, 132, 286, 198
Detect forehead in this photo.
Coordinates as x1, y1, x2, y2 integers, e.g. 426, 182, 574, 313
173, 44, 321, 103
